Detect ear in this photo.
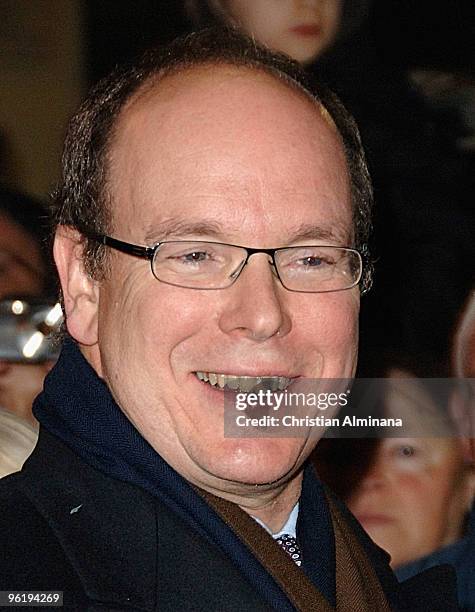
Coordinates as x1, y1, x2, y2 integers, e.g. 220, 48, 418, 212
53, 226, 99, 346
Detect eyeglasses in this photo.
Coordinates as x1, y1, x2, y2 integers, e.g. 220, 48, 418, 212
84, 231, 363, 293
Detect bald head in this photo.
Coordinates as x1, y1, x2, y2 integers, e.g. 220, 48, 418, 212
108, 64, 350, 243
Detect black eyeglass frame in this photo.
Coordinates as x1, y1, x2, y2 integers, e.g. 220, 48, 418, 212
82, 230, 367, 294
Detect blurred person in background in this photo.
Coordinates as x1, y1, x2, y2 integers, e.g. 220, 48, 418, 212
0, 407, 38, 478
184, 0, 345, 65
0, 186, 48, 298
0, 185, 58, 425
314, 344, 475, 610
184, 0, 474, 373
396, 291, 475, 612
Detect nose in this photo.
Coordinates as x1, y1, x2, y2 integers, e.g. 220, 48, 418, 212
218, 254, 291, 342
359, 459, 389, 491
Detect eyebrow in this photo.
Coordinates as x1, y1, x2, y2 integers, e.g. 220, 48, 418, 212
144, 219, 225, 243
144, 219, 351, 246
286, 222, 350, 244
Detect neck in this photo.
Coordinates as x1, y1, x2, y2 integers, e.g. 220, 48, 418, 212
244, 476, 302, 533
202, 471, 303, 533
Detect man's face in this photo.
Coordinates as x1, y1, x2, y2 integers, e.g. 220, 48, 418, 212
72, 66, 359, 492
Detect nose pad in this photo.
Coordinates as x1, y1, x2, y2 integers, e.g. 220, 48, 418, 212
266, 256, 279, 278
251, 253, 279, 277
231, 253, 278, 284
229, 259, 246, 281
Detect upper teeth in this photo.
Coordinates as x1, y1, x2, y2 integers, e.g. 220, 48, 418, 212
195, 372, 292, 392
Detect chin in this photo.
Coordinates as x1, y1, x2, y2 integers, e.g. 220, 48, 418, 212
198, 438, 308, 488
289, 45, 323, 66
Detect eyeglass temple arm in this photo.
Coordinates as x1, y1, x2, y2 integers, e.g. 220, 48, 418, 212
81, 229, 155, 260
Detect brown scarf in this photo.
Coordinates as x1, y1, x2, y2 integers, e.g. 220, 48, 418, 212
197, 487, 392, 612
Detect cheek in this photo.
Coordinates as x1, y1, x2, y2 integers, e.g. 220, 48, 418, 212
288, 292, 359, 377
391, 469, 455, 540
395, 473, 436, 511
303, 293, 359, 352
230, 0, 289, 40
106, 280, 215, 374
97, 271, 155, 380
297, 290, 358, 326
329, 293, 359, 341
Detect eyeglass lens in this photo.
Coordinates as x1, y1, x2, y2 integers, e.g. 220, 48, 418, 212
151, 241, 361, 292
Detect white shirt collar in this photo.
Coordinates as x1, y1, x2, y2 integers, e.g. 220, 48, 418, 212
253, 502, 299, 539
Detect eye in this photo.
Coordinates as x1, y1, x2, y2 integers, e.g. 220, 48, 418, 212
292, 250, 335, 268
397, 445, 416, 458
302, 256, 324, 267
168, 249, 216, 266
181, 251, 209, 263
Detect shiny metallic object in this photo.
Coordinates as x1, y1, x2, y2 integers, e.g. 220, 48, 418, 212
0, 299, 63, 363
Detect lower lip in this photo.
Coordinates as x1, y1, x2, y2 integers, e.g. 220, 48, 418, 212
290, 25, 321, 37
356, 515, 394, 527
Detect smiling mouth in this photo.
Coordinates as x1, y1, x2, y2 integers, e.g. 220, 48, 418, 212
195, 371, 293, 393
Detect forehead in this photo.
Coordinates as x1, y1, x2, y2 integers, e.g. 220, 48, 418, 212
107, 64, 351, 244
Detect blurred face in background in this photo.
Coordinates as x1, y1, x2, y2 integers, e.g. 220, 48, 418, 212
0, 361, 47, 424
0, 212, 50, 424
347, 369, 475, 568
348, 437, 473, 568
222, 0, 342, 64
0, 213, 44, 298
